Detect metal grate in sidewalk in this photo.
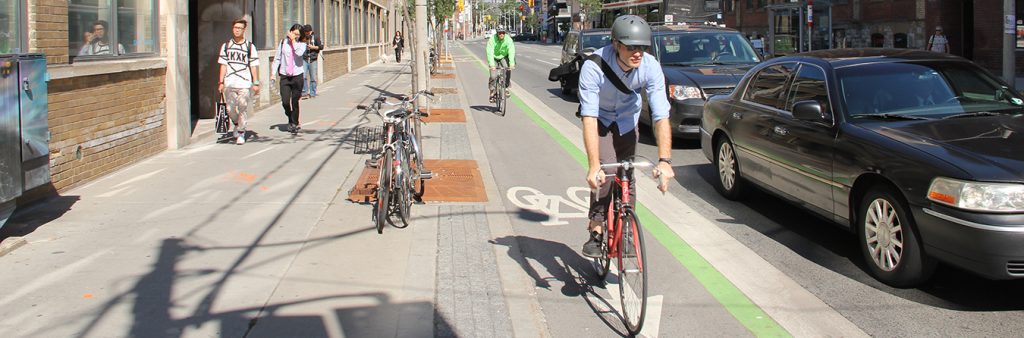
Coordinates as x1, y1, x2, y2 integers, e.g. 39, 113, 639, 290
346, 160, 487, 203
420, 108, 466, 123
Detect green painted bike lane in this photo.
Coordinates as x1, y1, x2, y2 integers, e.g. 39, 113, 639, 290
460, 44, 791, 337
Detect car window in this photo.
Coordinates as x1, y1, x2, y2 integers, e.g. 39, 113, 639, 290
581, 34, 611, 49
744, 63, 797, 109
837, 62, 1024, 118
785, 64, 831, 118
654, 32, 760, 65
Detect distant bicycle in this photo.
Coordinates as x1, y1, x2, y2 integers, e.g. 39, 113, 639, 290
491, 66, 510, 116
358, 91, 434, 233
593, 156, 662, 336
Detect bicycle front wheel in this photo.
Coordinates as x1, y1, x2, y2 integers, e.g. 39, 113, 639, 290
375, 148, 394, 234
393, 145, 413, 228
618, 208, 647, 335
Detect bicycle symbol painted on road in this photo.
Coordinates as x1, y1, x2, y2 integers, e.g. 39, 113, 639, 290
506, 186, 591, 226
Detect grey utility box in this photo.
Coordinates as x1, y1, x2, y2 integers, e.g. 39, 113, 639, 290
0, 54, 51, 230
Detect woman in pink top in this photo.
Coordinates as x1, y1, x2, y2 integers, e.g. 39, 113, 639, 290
271, 24, 308, 134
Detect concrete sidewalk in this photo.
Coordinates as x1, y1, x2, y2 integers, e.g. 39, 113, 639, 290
0, 59, 542, 337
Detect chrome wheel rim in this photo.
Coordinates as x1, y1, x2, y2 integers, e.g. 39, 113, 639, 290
864, 198, 904, 272
718, 142, 736, 190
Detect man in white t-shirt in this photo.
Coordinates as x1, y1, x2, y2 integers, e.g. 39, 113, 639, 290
927, 26, 950, 54
218, 18, 261, 145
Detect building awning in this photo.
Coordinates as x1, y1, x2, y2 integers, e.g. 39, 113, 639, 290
602, 0, 664, 10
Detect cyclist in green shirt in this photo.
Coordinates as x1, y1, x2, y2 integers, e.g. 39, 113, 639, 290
486, 28, 516, 102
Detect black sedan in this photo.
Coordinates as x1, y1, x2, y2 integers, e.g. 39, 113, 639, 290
700, 48, 1024, 287
641, 26, 761, 138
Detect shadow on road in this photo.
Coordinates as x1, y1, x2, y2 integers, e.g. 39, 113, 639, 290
490, 235, 631, 337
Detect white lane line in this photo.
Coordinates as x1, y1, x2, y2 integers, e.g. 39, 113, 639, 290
509, 80, 869, 337
242, 145, 277, 160
536, 59, 559, 67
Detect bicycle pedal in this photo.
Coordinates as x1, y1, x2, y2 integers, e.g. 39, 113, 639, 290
419, 170, 434, 180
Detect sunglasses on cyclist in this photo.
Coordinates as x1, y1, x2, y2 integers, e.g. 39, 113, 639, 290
618, 42, 645, 52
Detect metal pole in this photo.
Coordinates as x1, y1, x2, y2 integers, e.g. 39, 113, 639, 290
415, 0, 428, 92
1004, 0, 1017, 89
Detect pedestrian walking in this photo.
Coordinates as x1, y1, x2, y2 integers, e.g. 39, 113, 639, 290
392, 31, 405, 63
218, 18, 260, 145
926, 26, 950, 54
271, 24, 308, 134
301, 24, 323, 99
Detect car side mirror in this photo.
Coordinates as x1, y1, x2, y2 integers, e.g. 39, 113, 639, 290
792, 100, 826, 122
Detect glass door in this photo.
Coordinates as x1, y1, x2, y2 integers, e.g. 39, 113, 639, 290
769, 6, 800, 57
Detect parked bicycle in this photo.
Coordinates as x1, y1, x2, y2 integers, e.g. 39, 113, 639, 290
492, 66, 510, 116
358, 91, 434, 233
593, 156, 662, 336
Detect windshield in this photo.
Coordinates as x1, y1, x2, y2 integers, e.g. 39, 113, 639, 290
838, 62, 1024, 119
581, 33, 611, 49
653, 32, 760, 65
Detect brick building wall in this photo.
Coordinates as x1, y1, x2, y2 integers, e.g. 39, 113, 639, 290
28, 0, 69, 64
46, 69, 168, 191
323, 49, 350, 81
352, 46, 369, 70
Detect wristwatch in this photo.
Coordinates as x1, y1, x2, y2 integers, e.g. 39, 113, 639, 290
251, 80, 261, 85
658, 158, 672, 165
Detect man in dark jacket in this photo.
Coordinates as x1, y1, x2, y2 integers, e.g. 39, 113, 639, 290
301, 25, 324, 98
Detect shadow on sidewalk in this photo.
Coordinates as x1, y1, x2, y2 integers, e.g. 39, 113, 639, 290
490, 235, 631, 337
0, 194, 79, 243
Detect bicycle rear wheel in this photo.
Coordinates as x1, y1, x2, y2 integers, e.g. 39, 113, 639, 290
375, 148, 394, 234
618, 208, 647, 335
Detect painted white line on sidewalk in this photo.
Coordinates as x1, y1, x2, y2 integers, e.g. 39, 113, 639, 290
302, 119, 321, 127
509, 81, 869, 338
242, 145, 277, 160
114, 168, 167, 188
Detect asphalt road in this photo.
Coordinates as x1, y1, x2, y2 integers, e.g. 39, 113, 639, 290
461, 38, 1024, 337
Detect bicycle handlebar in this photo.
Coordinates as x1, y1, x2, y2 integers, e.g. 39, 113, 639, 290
594, 157, 667, 191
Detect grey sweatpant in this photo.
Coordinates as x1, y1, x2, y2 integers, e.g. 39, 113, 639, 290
588, 122, 638, 223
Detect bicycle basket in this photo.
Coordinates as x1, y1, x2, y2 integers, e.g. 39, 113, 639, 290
353, 126, 384, 155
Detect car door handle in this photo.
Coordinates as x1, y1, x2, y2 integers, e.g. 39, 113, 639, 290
732, 112, 743, 119
773, 126, 788, 136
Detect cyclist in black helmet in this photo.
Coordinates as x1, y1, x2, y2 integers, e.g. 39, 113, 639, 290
579, 15, 675, 257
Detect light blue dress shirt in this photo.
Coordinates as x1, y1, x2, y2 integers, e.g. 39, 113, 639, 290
578, 46, 670, 135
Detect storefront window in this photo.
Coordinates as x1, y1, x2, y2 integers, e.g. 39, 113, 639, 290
256, 0, 276, 49
328, 0, 340, 46
0, 0, 22, 54
1017, 1, 1023, 49
68, 0, 157, 61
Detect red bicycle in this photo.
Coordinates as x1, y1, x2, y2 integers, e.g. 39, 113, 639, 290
593, 156, 660, 336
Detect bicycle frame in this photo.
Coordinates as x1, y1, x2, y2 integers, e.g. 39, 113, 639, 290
604, 167, 636, 261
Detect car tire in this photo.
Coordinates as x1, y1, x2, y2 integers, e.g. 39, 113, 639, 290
713, 137, 747, 200
857, 185, 936, 287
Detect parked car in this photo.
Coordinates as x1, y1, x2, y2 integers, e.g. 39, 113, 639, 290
555, 28, 611, 95
701, 48, 1024, 287
640, 25, 762, 138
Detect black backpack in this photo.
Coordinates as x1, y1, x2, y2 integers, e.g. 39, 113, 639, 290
572, 54, 633, 118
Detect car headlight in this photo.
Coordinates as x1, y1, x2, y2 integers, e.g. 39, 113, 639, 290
927, 177, 1024, 212
669, 85, 702, 100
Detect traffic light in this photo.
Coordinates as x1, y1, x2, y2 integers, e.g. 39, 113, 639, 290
519, 4, 524, 12
529, 0, 534, 8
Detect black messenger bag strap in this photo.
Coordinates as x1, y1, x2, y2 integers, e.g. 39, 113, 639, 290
586, 54, 632, 95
